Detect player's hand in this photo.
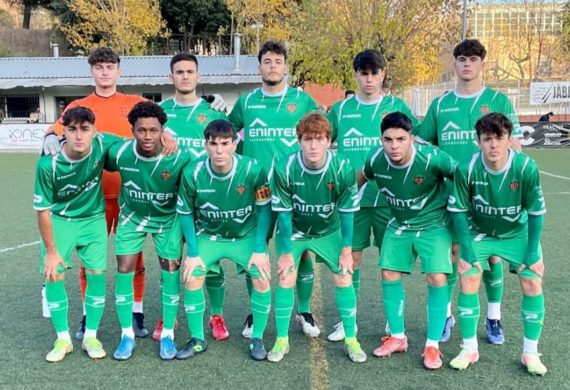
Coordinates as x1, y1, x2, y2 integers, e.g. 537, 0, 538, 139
43, 251, 65, 281
42, 133, 61, 156
208, 94, 227, 113
277, 253, 295, 278
338, 247, 354, 275
183, 256, 205, 283
458, 258, 482, 275
248, 252, 271, 280
161, 131, 178, 156
518, 260, 544, 278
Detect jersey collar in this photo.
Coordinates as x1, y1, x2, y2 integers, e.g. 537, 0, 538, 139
132, 141, 162, 161
172, 97, 203, 108
481, 148, 514, 175
206, 154, 237, 181
383, 144, 416, 170
61, 142, 93, 163
261, 84, 288, 97
354, 94, 383, 106
297, 149, 332, 175
453, 86, 486, 99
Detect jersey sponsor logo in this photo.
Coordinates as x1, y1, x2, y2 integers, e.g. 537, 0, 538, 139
247, 105, 267, 109
199, 202, 254, 223
236, 184, 246, 195
255, 185, 271, 202
342, 127, 381, 150
197, 114, 207, 123
509, 180, 519, 191
441, 121, 477, 144
440, 107, 460, 113
292, 194, 336, 218
480, 105, 490, 115
292, 181, 305, 186
57, 178, 99, 197
381, 187, 429, 210
286, 103, 297, 113
473, 181, 488, 186
341, 114, 361, 119
160, 170, 172, 180
248, 117, 297, 147
177, 137, 206, 157
120, 167, 140, 173
197, 189, 215, 193
471, 194, 522, 220
56, 172, 76, 180
123, 180, 175, 206
414, 175, 425, 185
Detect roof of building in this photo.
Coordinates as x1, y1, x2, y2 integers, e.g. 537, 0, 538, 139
0, 55, 260, 89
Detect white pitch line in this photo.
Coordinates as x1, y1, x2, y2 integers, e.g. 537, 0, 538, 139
540, 170, 570, 181
0, 240, 40, 253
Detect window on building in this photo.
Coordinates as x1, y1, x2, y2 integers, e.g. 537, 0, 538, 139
55, 96, 85, 119
143, 93, 162, 102
0, 93, 39, 119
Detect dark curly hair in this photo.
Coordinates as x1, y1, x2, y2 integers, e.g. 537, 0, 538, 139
88, 47, 120, 66
127, 101, 167, 127
62, 106, 95, 126
475, 112, 513, 139
258, 40, 287, 63
453, 39, 487, 60
204, 119, 237, 141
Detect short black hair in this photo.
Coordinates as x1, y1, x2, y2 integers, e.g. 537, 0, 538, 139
88, 47, 120, 66
453, 39, 487, 60
62, 106, 95, 126
127, 101, 167, 127
258, 40, 287, 63
170, 53, 199, 72
380, 112, 413, 134
353, 49, 386, 72
204, 119, 237, 141
475, 112, 513, 138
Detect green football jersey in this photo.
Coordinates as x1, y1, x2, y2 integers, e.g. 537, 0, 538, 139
33, 133, 120, 219
363, 144, 456, 231
448, 150, 546, 238
159, 97, 227, 159
328, 95, 419, 207
177, 154, 270, 240
271, 150, 359, 238
414, 87, 522, 162
228, 85, 319, 172
106, 140, 191, 231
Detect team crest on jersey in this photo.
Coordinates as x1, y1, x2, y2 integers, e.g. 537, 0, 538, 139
286, 103, 297, 113
197, 114, 207, 123
414, 175, 425, 185
327, 180, 335, 190
509, 180, 519, 191
160, 170, 172, 180
480, 105, 490, 115
237, 184, 246, 195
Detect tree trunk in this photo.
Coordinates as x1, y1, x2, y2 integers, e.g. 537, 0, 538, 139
22, 4, 32, 29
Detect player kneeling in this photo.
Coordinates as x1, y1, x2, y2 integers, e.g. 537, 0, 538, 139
177, 119, 273, 361
268, 112, 366, 363
448, 113, 547, 376
34, 107, 122, 361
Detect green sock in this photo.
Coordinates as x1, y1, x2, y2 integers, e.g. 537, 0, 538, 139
184, 288, 206, 340
457, 292, 480, 339
382, 279, 405, 335
245, 274, 253, 299
353, 268, 361, 303
161, 269, 180, 331
45, 279, 69, 332
483, 262, 504, 304
205, 269, 225, 316
296, 255, 314, 314
522, 293, 545, 341
447, 262, 458, 307
84, 273, 106, 332
275, 286, 295, 338
115, 272, 134, 329
336, 285, 357, 338
426, 285, 449, 341
251, 289, 271, 339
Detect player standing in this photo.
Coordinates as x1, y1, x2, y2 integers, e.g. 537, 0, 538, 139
413, 39, 523, 343
228, 40, 321, 338
268, 112, 366, 363
448, 113, 547, 375
106, 102, 191, 360
176, 119, 272, 361
34, 107, 120, 361
326, 49, 418, 341
359, 112, 456, 370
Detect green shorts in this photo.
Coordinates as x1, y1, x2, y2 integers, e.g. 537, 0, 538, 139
192, 234, 262, 279
463, 232, 543, 280
352, 206, 390, 251
380, 224, 453, 274
115, 216, 182, 261
276, 230, 343, 274
39, 214, 107, 274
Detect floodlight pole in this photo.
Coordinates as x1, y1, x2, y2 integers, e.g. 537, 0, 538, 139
461, 0, 468, 41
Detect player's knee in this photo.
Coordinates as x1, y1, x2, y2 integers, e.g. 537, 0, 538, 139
382, 269, 401, 281
352, 251, 363, 268
333, 273, 352, 287
520, 277, 542, 296
279, 272, 297, 288
185, 276, 205, 290
489, 256, 501, 265
460, 274, 481, 293
252, 277, 270, 292
84, 269, 105, 275
47, 272, 66, 282
427, 272, 447, 287
159, 258, 180, 272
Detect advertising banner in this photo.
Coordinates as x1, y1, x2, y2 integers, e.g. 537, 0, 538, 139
520, 122, 570, 147
0, 123, 48, 150
530, 82, 570, 105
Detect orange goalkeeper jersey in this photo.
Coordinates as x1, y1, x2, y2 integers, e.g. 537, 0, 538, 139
50, 92, 147, 199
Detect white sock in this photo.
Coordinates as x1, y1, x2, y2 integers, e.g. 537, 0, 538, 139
122, 327, 135, 339
57, 331, 71, 342
487, 303, 501, 320
132, 302, 143, 313
523, 337, 538, 354
446, 303, 452, 318
391, 332, 406, 339
82, 305, 86, 316
84, 329, 97, 339
161, 328, 174, 339
425, 339, 439, 348
463, 337, 478, 351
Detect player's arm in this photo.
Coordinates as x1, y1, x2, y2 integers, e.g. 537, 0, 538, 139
435, 147, 458, 180
412, 99, 438, 145
358, 148, 379, 188
103, 142, 122, 172
161, 131, 178, 156
522, 160, 547, 275
271, 163, 295, 276
337, 163, 359, 274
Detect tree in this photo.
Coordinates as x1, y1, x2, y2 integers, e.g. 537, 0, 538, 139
289, 0, 461, 90
7, 0, 54, 29
58, 0, 166, 55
